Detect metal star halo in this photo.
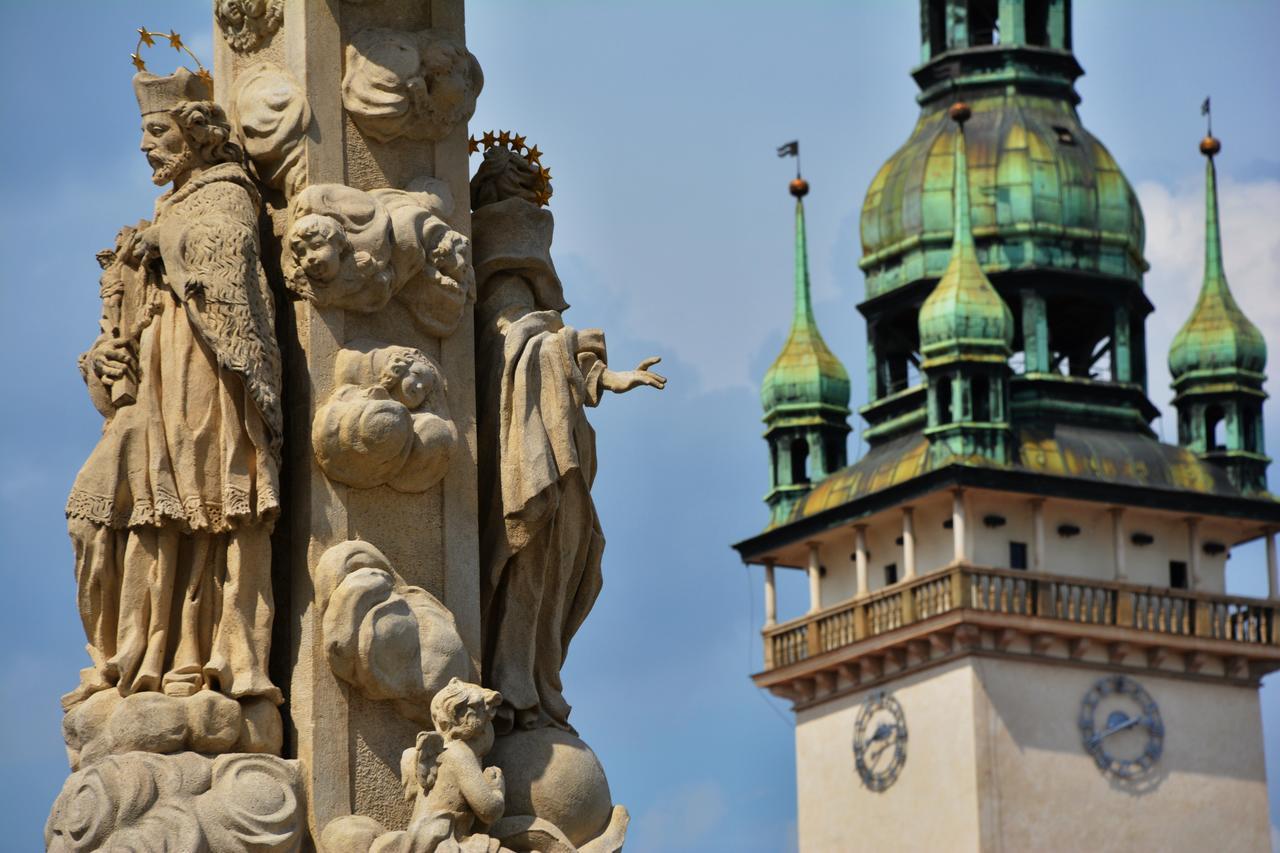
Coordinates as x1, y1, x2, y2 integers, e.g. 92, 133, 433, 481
131, 27, 213, 91
468, 129, 554, 207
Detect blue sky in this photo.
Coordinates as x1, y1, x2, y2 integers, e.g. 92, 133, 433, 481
2, 2, 1279, 850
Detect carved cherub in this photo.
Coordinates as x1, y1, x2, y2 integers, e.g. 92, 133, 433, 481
313, 344, 457, 493
282, 182, 473, 338
399, 678, 507, 853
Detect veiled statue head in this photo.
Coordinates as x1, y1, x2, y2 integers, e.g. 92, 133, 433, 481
470, 147, 541, 210
134, 68, 243, 186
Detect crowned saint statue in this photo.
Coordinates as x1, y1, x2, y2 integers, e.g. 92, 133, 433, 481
64, 67, 283, 717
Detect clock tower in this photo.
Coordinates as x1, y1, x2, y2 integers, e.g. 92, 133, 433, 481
735, 2, 1280, 850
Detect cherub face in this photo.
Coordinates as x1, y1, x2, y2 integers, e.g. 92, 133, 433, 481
289, 215, 346, 282
395, 360, 437, 410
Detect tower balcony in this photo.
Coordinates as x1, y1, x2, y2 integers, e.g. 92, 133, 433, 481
756, 563, 1280, 709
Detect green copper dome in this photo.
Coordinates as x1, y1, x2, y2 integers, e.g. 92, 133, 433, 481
1169, 144, 1267, 380
860, 93, 1146, 298
762, 198, 851, 413
918, 111, 1013, 359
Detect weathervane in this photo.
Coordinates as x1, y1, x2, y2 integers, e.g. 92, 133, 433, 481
468, 129, 553, 206
130, 27, 213, 90
1200, 96, 1220, 156
777, 140, 808, 198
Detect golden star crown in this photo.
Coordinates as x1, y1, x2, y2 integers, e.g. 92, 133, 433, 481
468, 130, 553, 207
131, 27, 213, 91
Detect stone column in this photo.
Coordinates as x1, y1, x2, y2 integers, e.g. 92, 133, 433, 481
1267, 529, 1279, 600
902, 507, 917, 580
807, 542, 822, 614
1188, 517, 1203, 590
1110, 508, 1126, 581
763, 560, 777, 627
854, 525, 870, 596
213, 0, 480, 836
1030, 498, 1046, 571
952, 489, 968, 564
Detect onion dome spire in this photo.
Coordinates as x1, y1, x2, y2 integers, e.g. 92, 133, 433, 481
761, 177, 851, 414
918, 103, 1014, 361
1168, 134, 1267, 381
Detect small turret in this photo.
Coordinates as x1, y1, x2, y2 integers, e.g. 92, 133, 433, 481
1169, 133, 1269, 492
918, 102, 1014, 464
762, 177, 851, 526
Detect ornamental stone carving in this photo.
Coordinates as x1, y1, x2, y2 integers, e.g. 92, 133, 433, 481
313, 343, 457, 492
46, 752, 303, 853
284, 180, 473, 337
216, 0, 284, 53
231, 63, 312, 198
64, 68, 284, 759
316, 540, 472, 728
342, 28, 482, 143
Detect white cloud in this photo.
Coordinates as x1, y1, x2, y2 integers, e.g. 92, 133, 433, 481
1137, 174, 1280, 438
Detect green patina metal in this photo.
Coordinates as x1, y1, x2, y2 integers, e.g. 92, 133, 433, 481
761, 199, 851, 415
761, 193, 851, 526
750, 0, 1274, 538
1167, 142, 1270, 493
917, 117, 1014, 358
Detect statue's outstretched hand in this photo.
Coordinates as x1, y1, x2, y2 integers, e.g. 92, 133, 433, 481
601, 356, 667, 394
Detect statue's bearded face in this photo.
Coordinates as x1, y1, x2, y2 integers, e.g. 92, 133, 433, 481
140, 112, 196, 187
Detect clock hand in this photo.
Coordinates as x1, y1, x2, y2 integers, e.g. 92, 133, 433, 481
1088, 714, 1142, 747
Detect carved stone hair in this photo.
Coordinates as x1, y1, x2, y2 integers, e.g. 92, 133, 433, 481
470, 147, 540, 210
429, 677, 500, 740
172, 100, 245, 167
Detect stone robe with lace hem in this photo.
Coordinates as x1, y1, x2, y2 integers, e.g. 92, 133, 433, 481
66, 162, 283, 706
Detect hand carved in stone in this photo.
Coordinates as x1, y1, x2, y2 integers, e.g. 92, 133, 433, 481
65, 69, 284, 743
232, 63, 312, 198
313, 343, 458, 492
216, 0, 285, 53
317, 541, 472, 728
284, 181, 474, 337
46, 752, 302, 853
342, 28, 483, 144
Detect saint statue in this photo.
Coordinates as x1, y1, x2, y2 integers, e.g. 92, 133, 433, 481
471, 148, 665, 734
65, 68, 283, 714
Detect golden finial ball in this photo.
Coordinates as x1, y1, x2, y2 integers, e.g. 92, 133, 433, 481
1200, 135, 1221, 156
949, 102, 972, 125
790, 178, 810, 198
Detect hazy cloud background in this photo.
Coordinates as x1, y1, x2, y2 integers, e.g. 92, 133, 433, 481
1, 2, 1277, 850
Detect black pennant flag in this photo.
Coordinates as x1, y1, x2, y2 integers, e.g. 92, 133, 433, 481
776, 140, 799, 158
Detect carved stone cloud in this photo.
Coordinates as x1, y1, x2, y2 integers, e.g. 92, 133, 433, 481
45, 752, 302, 852
284, 181, 474, 337
313, 343, 457, 492
232, 64, 312, 198
342, 28, 483, 143
316, 541, 472, 728
216, 0, 284, 53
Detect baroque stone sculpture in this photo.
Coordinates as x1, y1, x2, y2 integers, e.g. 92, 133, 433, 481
67, 65, 283, 722
343, 28, 483, 143
52, 6, 660, 848
284, 181, 474, 337
313, 343, 458, 491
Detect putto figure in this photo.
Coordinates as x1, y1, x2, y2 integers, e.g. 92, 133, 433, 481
65, 68, 283, 727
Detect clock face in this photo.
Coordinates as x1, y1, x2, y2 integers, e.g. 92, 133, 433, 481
1078, 674, 1163, 779
853, 691, 907, 791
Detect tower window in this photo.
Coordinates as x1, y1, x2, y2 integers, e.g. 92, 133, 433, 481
1026, 0, 1050, 46
1009, 542, 1028, 570
1169, 561, 1189, 590
968, 0, 999, 45
1052, 126, 1076, 146
973, 375, 991, 422
1206, 405, 1226, 451
790, 438, 809, 484
884, 563, 899, 585
928, 0, 947, 57
937, 376, 954, 425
